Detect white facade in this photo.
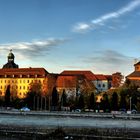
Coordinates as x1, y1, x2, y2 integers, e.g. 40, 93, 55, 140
93, 80, 108, 92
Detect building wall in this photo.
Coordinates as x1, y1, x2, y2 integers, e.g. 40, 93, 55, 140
57, 88, 76, 99
135, 64, 140, 71
128, 77, 140, 80
0, 77, 47, 98
93, 80, 108, 92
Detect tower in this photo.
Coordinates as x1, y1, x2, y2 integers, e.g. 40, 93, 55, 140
3, 50, 19, 69
8, 49, 15, 63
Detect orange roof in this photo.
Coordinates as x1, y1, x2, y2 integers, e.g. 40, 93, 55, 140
95, 74, 107, 80
56, 75, 77, 88
61, 70, 97, 80
104, 75, 112, 80
0, 68, 48, 78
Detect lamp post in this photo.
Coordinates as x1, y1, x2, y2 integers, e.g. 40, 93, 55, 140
130, 97, 132, 111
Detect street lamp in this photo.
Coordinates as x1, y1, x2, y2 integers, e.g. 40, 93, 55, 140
130, 97, 132, 111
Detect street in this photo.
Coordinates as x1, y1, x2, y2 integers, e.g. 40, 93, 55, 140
0, 112, 140, 129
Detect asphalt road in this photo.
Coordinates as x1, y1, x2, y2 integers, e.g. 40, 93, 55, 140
0, 112, 140, 129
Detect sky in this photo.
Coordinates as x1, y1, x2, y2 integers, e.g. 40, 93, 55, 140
0, 0, 140, 77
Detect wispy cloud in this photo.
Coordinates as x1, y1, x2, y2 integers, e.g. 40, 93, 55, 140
73, 0, 140, 33
83, 50, 133, 75
84, 50, 130, 64
0, 38, 67, 59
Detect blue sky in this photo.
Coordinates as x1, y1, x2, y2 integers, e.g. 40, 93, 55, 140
0, 0, 140, 76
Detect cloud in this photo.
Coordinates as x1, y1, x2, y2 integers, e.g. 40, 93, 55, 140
73, 0, 140, 32
83, 50, 133, 75
0, 38, 67, 59
84, 50, 129, 64
73, 23, 92, 33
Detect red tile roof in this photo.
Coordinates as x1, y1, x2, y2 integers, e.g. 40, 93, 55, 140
104, 75, 112, 80
56, 75, 77, 88
61, 70, 97, 80
126, 71, 140, 78
0, 68, 48, 78
134, 61, 140, 66
95, 74, 107, 80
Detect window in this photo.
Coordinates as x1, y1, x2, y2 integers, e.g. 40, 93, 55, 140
27, 80, 29, 83
98, 84, 101, 87
103, 84, 105, 88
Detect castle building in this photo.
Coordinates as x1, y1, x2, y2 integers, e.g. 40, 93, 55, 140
0, 50, 50, 98
126, 61, 140, 86
0, 50, 120, 99
3, 49, 19, 68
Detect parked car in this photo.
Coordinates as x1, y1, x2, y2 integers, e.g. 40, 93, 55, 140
75, 109, 81, 112
119, 108, 126, 114
20, 107, 30, 112
131, 109, 137, 114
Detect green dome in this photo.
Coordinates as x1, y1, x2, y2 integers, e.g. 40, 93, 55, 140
8, 50, 15, 59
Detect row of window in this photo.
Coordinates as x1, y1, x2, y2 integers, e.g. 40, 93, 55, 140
3, 74, 44, 78
0, 85, 30, 90
0, 79, 43, 84
0, 91, 27, 96
98, 84, 106, 88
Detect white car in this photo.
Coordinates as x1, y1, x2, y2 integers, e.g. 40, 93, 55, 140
20, 107, 30, 112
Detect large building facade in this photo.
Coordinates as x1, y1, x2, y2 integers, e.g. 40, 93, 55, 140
126, 61, 140, 86
0, 51, 51, 98
0, 51, 121, 99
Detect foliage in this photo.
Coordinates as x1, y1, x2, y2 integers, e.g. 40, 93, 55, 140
5, 85, 11, 106
79, 79, 96, 95
89, 92, 95, 109
24, 82, 42, 109
51, 86, 58, 107
119, 90, 127, 109
61, 90, 67, 106
101, 93, 110, 112
111, 92, 118, 111
78, 94, 85, 109
11, 97, 22, 109
112, 72, 123, 88
29, 81, 42, 95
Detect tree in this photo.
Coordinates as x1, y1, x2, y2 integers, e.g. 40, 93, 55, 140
61, 90, 67, 107
24, 82, 42, 110
80, 79, 96, 95
112, 72, 123, 88
5, 85, 11, 106
51, 86, 58, 110
89, 92, 95, 109
78, 94, 85, 109
111, 92, 118, 111
119, 91, 127, 109
102, 93, 110, 112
